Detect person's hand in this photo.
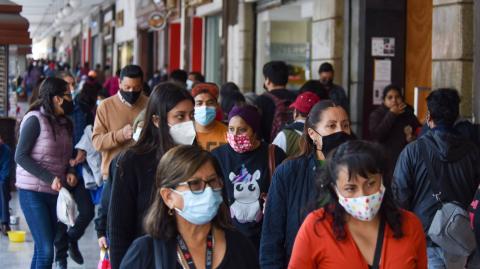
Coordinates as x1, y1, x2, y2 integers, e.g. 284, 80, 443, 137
98, 236, 108, 249
404, 125, 415, 142
66, 173, 78, 187
51, 177, 62, 191
390, 103, 406, 115
69, 150, 86, 167
122, 124, 133, 140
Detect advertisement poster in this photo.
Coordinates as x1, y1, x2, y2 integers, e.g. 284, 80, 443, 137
372, 37, 395, 57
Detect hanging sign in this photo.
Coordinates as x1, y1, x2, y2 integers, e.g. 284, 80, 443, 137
148, 12, 167, 30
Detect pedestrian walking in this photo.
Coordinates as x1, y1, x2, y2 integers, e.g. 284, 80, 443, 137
256, 61, 296, 143
192, 83, 228, 151
212, 105, 286, 249
289, 141, 427, 269
261, 100, 354, 268
15, 78, 77, 269
108, 82, 195, 269
393, 88, 480, 268
120, 145, 259, 269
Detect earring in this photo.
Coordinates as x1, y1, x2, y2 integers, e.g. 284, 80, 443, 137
168, 208, 174, 216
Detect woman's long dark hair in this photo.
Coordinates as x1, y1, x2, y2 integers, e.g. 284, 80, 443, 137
297, 100, 342, 158
316, 140, 403, 240
144, 145, 232, 240
76, 82, 99, 111
130, 82, 194, 160
27, 77, 73, 139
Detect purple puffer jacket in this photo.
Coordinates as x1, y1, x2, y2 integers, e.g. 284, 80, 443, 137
16, 110, 72, 194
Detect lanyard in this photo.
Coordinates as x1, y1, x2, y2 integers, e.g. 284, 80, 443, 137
177, 230, 213, 269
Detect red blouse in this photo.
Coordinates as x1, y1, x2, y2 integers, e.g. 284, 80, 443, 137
288, 209, 427, 269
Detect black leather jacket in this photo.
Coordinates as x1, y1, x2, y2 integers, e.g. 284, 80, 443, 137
393, 129, 480, 234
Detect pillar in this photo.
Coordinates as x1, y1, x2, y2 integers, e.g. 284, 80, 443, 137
311, 0, 344, 84
432, 0, 474, 118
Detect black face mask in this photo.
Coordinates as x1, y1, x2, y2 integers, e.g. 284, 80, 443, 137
61, 99, 74, 115
120, 90, 141, 105
320, 131, 355, 155
320, 79, 334, 88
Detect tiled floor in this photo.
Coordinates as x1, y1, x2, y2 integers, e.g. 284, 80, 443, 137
0, 192, 100, 269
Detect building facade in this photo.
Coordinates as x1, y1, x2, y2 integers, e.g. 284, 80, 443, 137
32, 0, 479, 136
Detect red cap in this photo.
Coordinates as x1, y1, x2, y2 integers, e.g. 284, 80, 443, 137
289, 92, 320, 114
191, 83, 219, 99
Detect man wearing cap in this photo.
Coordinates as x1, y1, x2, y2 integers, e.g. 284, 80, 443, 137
192, 83, 228, 151
272, 92, 320, 157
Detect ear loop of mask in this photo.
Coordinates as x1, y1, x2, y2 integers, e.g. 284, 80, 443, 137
310, 128, 323, 152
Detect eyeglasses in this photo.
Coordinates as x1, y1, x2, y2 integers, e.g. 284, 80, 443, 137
176, 177, 223, 194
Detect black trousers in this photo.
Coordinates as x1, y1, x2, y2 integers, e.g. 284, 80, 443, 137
54, 179, 94, 262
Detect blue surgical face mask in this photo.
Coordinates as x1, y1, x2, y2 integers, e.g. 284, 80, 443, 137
194, 106, 217, 126
172, 187, 223, 225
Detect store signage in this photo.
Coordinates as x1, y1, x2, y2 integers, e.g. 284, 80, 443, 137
148, 12, 167, 30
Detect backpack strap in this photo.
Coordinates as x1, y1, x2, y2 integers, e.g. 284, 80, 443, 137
418, 140, 443, 202
283, 121, 304, 133
371, 218, 386, 269
268, 144, 276, 184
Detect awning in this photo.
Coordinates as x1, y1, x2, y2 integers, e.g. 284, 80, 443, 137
0, 0, 32, 45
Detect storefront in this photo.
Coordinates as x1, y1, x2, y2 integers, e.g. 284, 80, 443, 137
255, 0, 314, 92
114, 0, 137, 71
194, 0, 222, 85
204, 14, 221, 85
90, 11, 102, 67
136, 0, 169, 80
116, 40, 134, 72
102, 6, 115, 69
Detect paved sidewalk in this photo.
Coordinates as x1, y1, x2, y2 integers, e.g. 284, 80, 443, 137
0, 191, 100, 269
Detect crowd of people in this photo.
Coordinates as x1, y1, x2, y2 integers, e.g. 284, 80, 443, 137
0, 59, 480, 269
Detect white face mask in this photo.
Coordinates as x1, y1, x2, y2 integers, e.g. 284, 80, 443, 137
186, 79, 194, 90
337, 184, 385, 222
132, 127, 142, 142
169, 120, 196, 145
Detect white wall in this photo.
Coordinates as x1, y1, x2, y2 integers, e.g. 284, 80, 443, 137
32, 38, 50, 59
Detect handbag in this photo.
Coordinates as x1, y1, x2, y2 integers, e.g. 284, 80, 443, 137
97, 248, 111, 269
419, 140, 476, 256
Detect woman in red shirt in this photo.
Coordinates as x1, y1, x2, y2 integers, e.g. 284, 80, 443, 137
289, 140, 427, 269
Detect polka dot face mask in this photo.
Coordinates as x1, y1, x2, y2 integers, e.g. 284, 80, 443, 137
337, 184, 385, 221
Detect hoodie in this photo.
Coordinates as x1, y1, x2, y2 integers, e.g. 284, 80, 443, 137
393, 129, 480, 236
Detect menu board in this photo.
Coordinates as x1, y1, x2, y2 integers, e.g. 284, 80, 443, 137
0, 46, 7, 117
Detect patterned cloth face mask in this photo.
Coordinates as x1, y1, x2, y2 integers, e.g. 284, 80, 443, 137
227, 133, 253, 153
337, 184, 385, 221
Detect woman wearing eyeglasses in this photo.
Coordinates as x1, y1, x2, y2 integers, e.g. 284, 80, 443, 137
15, 77, 77, 269
120, 145, 259, 269
108, 82, 197, 269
